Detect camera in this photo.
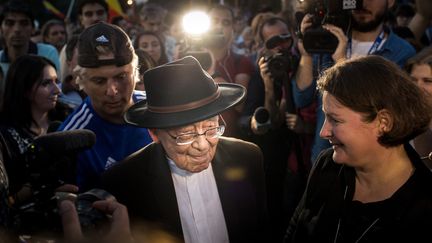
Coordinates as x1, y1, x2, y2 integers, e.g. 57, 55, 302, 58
264, 52, 294, 81
75, 188, 116, 233
302, 0, 363, 53
3, 130, 111, 239
263, 34, 298, 97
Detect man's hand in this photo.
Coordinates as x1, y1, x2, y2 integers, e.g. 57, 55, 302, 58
297, 14, 314, 57
258, 57, 274, 93
59, 199, 132, 243
286, 113, 303, 132
285, 112, 316, 135
322, 24, 348, 63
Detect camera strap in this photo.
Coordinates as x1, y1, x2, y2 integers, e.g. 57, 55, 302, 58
346, 29, 385, 59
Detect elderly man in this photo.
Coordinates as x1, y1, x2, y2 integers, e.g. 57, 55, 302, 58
100, 56, 268, 243
58, 22, 152, 192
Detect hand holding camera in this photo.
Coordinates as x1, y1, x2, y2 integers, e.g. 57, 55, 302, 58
59, 197, 132, 243
322, 24, 348, 62
299, 0, 363, 54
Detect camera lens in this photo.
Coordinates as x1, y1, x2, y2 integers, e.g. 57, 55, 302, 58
267, 54, 290, 79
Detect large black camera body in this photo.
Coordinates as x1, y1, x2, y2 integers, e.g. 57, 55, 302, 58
6, 130, 111, 238
303, 0, 363, 53
262, 33, 298, 102
265, 51, 296, 81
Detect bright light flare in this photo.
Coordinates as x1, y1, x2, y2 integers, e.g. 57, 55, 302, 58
182, 11, 210, 36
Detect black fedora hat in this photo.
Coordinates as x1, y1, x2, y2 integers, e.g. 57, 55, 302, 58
125, 56, 246, 128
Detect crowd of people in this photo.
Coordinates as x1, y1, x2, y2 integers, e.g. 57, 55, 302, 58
0, 0, 432, 242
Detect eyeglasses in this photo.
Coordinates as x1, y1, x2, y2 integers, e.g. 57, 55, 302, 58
168, 125, 225, 145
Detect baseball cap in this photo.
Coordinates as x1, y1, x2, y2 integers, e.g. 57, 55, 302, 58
78, 22, 134, 68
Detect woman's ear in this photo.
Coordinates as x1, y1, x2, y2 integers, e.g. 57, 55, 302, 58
148, 129, 160, 143
377, 109, 393, 134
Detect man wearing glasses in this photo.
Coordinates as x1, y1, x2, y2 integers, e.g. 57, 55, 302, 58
100, 56, 268, 243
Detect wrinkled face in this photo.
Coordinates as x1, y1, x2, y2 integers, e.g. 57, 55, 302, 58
320, 91, 381, 166
80, 3, 107, 29
30, 65, 60, 113
138, 34, 161, 63
351, 0, 393, 32
411, 63, 432, 98
150, 117, 220, 173
209, 8, 233, 47
0, 12, 33, 48
80, 63, 135, 123
45, 24, 66, 49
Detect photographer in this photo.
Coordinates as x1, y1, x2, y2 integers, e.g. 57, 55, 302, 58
294, 0, 416, 163
240, 15, 314, 242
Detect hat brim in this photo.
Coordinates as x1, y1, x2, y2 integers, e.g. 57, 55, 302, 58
125, 83, 246, 128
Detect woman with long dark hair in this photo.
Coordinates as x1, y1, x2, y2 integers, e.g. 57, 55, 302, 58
0, 55, 66, 226
133, 31, 169, 65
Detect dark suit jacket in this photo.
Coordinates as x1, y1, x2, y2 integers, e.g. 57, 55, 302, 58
100, 137, 268, 242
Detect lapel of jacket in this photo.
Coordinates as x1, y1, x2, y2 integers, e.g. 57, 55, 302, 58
146, 144, 183, 236
211, 139, 240, 237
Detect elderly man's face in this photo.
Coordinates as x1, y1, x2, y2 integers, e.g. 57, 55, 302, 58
150, 116, 220, 173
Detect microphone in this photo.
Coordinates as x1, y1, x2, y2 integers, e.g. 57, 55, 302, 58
16, 130, 97, 193
252, 107, 271, 134
29, 129, 96, 156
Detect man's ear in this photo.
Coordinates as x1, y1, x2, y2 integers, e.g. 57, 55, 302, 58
377, 109, 393, 134
148, 129, 160, 143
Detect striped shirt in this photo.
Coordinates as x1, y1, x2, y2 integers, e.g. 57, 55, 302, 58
58, 90, 152, 191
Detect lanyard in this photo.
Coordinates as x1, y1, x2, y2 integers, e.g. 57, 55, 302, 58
346, 30, 385, 59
